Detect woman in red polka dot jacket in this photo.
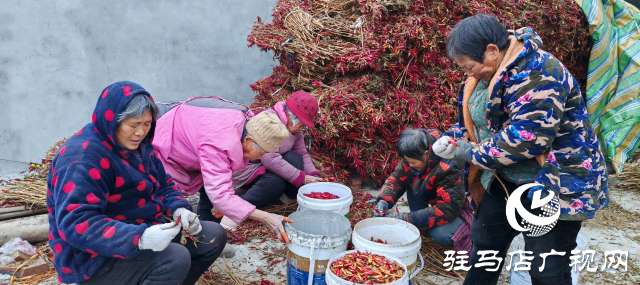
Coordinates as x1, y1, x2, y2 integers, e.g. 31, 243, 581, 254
46, 81, 227, 285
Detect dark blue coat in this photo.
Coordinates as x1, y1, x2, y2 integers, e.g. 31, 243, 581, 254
46, 82, 191, 283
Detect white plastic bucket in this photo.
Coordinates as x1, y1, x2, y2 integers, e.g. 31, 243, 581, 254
297, 182, 353, 218
285, 210, 352, 285
351, 217, 424, 281
325, 249, 410, 285
510, 233, 587, 285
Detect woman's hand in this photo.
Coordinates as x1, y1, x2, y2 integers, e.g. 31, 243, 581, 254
374, 200, 389, 217
249, 209, 293, 243
305, 175, 323, 184
433, 136, 456, 159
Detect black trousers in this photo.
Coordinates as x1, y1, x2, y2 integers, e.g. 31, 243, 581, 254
80, 221, 227, 285
463, 177, 582, 285
197, 151, 304, 222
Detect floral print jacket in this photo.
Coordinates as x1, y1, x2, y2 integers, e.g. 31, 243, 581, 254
446, 27, 609, 221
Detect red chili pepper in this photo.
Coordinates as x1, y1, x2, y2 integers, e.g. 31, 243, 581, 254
303, 192, 340, 200
330, 251, 403, 283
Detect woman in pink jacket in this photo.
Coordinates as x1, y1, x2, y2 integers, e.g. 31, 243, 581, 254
224, 91, 323, 226
152, 97, 292, 251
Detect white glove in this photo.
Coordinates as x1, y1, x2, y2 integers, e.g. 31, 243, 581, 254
173, 208, 202, 235
139, 222, 181, 251
433, 136, 456, 159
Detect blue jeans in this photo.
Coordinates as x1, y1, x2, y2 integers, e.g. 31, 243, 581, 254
427, 217, 463, 246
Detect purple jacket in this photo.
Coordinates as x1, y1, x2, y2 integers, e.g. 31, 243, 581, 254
46, 82, 191, 284
232, 102, 320, 189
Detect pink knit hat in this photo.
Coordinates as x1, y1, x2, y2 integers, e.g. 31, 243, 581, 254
286, 91, 318, 128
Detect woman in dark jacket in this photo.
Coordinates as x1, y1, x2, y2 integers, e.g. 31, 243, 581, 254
46, 81, 226, 285
435, 14, 609, 285
374, 128, 472, 252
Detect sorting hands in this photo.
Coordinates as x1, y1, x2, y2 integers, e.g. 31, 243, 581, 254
138, 222, 181, 251
433, 136, 474, 163
373, 200, 408, 221
138, 208, 201, 252
173, 208, 202, 235
250, 210, 293, 243
374, 200, 389, 217
304, 175, 324, 184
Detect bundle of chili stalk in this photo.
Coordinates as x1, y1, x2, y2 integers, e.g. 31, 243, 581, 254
248, 0, 590, 184
0, 138, 67, 207
330, 251, 405, 283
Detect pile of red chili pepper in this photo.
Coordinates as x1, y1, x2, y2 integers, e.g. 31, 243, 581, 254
303, 191, 340, 200
330, 251, 405, 284
247, 0, 590, 185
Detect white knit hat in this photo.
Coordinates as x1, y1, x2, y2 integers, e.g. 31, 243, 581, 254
246, 112, 290, 153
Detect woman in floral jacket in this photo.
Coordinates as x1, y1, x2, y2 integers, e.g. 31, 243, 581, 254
434, 14, 609, 285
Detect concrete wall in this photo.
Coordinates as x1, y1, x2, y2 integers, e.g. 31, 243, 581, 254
0, 0, 277, 163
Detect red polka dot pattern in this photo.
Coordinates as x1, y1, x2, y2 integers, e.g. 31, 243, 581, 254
63, 182, 75, 193
103, 227, 116, 238
58, 230, 66, 241
107, 194, 121, 203
59, 146, 67, 156
76, 128, 83, 136
62, 267, 72, 274
156, 204, 161, 212
102, 88, 109, 98
86, 193, 100, 204
82, 141, 89, 149
133, 235, 140, 246
47, 207, 52, 216
100, 158, 110, 169
138, 164, 145, 173
123, 86, 132, 96
137, 181, 146, 191
103, 141, 112, 150
138, 199, 145, 208
52, 176, 58, 186
105, 110, 114, 121
114, 254, 125, 259
89, 168, 101, 180
75, 221, 89, 234
49, 231, 54, 241
92, 113, 96, 124
114, 215, 125, 220
66, 204, 81, 212
122, 159, 130, 167
86, 249, 97, 258
54, 243, 62, 254
136, 219, 144, 224
148, 175, 156, 183
115, 177, 124, 187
